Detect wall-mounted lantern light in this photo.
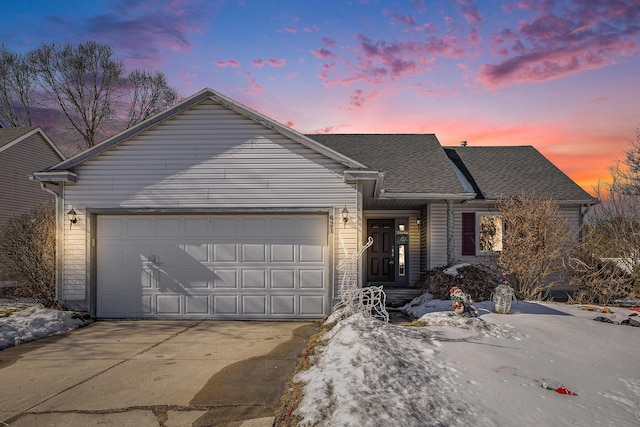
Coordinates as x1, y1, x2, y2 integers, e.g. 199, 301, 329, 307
341, 206, 349, 227
68, 208, 77, 228
416, 218, 421, 227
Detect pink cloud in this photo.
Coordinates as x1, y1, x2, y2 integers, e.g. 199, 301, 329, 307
321, 37, 337, 47
268, 58, 286, 67
383, 9, 417, 27
349, 89, 380, 109
286, 73, 298, 80
480, 0, 640, 86
251, 59, 264, 68
285, 121, 295, 127
214, 59, 240, 67
311, 48, 337, 59
283, 26, 297, 33
72, 0, 212, 68
455, 0, 483, 25
244, 77, 263, 95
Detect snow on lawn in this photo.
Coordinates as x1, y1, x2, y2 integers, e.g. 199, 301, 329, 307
0, 299, 90, 350
294, 298, 640, 426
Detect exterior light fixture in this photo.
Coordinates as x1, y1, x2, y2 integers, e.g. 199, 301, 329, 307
341, 206, 349, 226
68, 208, 77, 228
416, 218, 421, 227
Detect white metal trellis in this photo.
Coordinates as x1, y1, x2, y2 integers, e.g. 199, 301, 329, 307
333, 235, 389, 322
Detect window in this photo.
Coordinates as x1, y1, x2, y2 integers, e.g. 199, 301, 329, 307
461, 212, 503, 256
478, 214, 503, 252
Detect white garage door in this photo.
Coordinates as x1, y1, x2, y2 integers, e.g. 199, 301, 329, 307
96, 214, 329, 319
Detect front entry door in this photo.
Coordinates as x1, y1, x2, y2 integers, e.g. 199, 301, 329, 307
367, 219, 395, 283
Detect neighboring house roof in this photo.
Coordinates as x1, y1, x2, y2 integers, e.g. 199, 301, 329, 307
41, 88, 365, 174
0, 126, 64, 158
444, 145, 595, 203
309, 134, 473, 197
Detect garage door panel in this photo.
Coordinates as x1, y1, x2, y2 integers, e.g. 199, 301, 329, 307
213, 269, 238, 288
183, 243, 209, 262
186, 296, 209, 314
242, 270, 267, 288
127, 218, 153, 237
212, 218, 238, 237
272, 295, 295, 315
300, 270, 325, 289
214, 295, 238, 314
271, 270, 295, 288
242, 295, 267, 315
156, 218, 181, 237
272, 244, 295, 262
300, 295, 324, 315
157, 295, 181, 315
97, 214, 329, 319
185, 217, 209, 237
242, 244, 266, 262
300, 245, 325, 263
213, 244, 237, 262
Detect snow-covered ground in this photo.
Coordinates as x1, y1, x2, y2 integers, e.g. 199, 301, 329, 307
0, 299, 90, 350
294, 297, 640, 426
2, 297, 639, 426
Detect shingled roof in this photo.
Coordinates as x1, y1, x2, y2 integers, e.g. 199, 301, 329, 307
0, 126, 38, 150
308, 134, 471, 196
444, 146, 595, 202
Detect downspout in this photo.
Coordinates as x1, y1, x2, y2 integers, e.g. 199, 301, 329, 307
40, 182, 64, 306
446, 199, 455, 265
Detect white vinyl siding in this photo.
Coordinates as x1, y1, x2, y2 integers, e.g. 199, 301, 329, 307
429, 203, 448, 268
60, 99, 358, 312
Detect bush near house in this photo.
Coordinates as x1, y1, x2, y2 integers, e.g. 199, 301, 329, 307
420, 264, 499, 301
0, 202, 57, 307
497, 192, 572, 301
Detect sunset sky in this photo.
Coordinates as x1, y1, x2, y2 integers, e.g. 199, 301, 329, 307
1, 0, 639, 194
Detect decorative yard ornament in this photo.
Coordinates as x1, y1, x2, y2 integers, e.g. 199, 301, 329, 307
492, 273, 516, 314
450, 286, 478, 317
333, 235, 389, 322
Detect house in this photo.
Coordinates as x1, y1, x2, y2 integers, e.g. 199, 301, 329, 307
33, 88, 597, 319
0, 126, 65, 230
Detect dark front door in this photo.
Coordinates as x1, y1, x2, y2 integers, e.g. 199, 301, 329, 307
367, 219, 395, 283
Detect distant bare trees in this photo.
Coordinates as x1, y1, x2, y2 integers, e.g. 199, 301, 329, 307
568, 127, 640, 303
0, 41, 178, 151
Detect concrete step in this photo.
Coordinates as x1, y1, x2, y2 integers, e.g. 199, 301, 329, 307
382, 287, 425, 308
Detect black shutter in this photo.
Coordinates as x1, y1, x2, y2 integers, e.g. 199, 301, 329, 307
461, 212, 476, 256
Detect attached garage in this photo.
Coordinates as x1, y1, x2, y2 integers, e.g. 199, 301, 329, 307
96, 214, 329, 318
33, 88, 364, 319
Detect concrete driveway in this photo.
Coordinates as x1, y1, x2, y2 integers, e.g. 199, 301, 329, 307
0, 320, 320, 426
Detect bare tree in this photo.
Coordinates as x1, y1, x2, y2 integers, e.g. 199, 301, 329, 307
0, 45, 37, 126
609, 127, 640, 196
126, 70, 179, 127
32, 41, 124, 148
567, 131, 640, 303
497, 192, 572, 300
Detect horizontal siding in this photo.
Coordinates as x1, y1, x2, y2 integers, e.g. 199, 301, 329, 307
429, 203, 448, 268
61, 99, 359, 308
454, 203, 583, 265
0, 134, 61, 228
